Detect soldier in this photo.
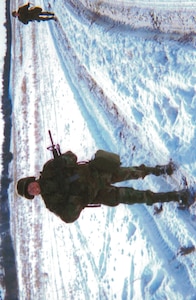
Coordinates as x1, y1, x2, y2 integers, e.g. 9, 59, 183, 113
17, 150, 189, 223
12, 2, 56, 24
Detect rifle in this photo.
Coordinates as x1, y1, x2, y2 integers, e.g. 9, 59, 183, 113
47, 130, 61, 158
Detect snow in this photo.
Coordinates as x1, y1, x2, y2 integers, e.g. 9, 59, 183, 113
7, 0, 196, 299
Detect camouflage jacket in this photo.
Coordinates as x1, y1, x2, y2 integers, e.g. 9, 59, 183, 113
38, 150, 121, 223
38, 151, 103, 223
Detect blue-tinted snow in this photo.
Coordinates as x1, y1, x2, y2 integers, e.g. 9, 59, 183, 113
9, 0, 196, 299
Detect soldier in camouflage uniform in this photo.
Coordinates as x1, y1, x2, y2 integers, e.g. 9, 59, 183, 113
17, 150, 188, 223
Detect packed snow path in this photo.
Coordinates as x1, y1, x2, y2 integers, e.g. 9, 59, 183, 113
10, 0, 196, 299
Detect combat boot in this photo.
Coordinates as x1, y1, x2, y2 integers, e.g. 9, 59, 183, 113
154, 161, 176, 176
177, 189, 196, 207
137, 161, 176, 178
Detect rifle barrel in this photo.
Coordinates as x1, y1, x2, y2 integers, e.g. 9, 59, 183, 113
48, 130, 54, 146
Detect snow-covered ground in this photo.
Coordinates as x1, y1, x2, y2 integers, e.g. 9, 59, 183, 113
8, 0, 196, 299
80, 0, 196, 34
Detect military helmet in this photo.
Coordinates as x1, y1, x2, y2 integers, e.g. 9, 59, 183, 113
17, 177, 36, 199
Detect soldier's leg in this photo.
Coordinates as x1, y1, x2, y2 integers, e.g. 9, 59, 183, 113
95, 186, 188, 206
95, 187, 153, 206
37, 16, 55, 21
111, 162, 175, 183
40, 11, 55, 16
94, 187, 120, 206
143, 189, 188, 205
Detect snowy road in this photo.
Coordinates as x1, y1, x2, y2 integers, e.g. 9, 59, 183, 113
9, 0, 196, 299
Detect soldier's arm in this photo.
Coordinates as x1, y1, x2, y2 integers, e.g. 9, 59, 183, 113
18, 3, 30, 13
42, 151, 77, 172
59, 204, 83, 223
18, 17, 28, 24
59, 196, 85, 223
60, 151, 78, 166
43, 194, 84, 223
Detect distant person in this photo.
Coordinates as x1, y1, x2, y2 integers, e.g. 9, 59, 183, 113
12, 2, 56, 24
16, 149, 190, 223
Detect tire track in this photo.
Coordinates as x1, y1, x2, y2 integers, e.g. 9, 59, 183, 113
131, 204, 196, 297
78, 0, 196, 35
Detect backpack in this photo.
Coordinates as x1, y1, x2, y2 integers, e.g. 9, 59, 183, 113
89, 150, 121, 172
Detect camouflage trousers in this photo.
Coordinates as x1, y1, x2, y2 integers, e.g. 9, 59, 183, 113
92, 166, 181, 206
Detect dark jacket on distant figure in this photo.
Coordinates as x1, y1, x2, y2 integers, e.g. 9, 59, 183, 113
17, 4, 42, 24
